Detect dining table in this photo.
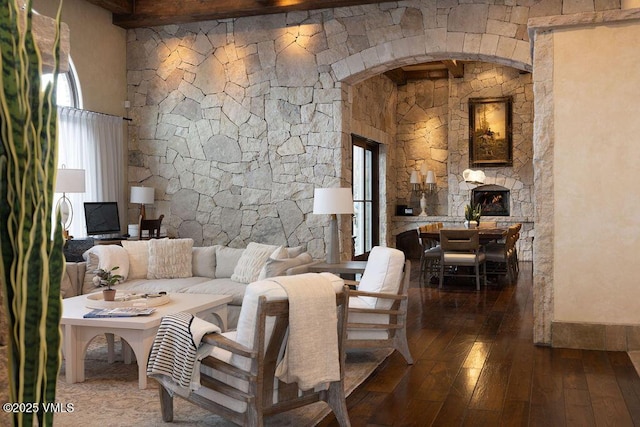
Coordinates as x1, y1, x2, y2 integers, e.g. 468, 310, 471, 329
419, 227, 508, 244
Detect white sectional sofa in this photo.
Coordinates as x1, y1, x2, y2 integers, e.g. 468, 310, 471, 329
61, 239, 316, 329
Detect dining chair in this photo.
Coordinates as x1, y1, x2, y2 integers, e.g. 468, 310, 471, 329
439, 229, 487, 291
138, 214, 164, 239
417, 222, 442, 285
345, 246, 413, 364
484, 225, 519, 283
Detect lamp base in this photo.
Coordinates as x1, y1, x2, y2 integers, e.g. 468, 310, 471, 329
325, 214, 340, 264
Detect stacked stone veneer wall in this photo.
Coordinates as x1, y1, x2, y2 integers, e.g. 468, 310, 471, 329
125, 0, 621, 291
394, 63, 533, 219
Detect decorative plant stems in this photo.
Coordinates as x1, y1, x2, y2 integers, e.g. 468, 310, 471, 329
0, 1, 64, 426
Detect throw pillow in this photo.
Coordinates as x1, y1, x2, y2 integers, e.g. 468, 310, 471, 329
231, 242, 280, 283
214, 246, 246, 279
192, 246, 216, 278
81, 245, 130, 294
121, 240, 150, 280
147, 238, 194, 279
286, 246, 305, 258
258, 253, 313, 280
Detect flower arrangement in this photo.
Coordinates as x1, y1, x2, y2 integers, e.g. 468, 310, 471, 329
92, 266, 123, 290
464, 203, 482, 224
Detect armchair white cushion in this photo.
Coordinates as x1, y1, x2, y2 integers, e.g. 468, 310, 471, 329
346, 246, 413, 365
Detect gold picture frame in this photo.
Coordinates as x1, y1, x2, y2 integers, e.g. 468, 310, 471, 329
468, 96, 513, 167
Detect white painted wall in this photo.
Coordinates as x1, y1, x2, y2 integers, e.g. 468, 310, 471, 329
553, 22, 640, 324
33, 0, 127, 116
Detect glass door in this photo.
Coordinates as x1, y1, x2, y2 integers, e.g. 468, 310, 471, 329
352, 135, 379, 261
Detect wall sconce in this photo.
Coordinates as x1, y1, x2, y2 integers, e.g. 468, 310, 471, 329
313, 187, 354, 264
130, 186, 155, 220
55, 165, 86, 240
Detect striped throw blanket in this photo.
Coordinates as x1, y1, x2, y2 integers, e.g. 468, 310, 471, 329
146, 312, 221, 393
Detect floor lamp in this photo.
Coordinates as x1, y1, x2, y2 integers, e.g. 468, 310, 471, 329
313, 187, 354, 264
55, 166, 86, 239
130, 186, 154, 220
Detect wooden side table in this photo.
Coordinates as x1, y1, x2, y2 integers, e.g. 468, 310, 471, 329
308, 261, 367, 279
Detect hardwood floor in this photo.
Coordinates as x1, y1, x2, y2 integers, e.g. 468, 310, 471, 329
319, 262, 640, 426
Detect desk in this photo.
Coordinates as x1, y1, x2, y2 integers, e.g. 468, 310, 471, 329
419, 227, 507, 244
308, 261, 367, 277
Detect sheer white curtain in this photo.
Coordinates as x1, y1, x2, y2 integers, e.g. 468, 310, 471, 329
56, 108, 125, 238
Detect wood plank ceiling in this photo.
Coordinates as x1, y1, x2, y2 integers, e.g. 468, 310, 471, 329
85, 0, 465, 82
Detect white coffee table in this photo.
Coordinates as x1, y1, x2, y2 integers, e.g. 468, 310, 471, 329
61, 293, 232, 389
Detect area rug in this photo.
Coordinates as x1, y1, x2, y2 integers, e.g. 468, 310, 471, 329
54, 337, 390, 426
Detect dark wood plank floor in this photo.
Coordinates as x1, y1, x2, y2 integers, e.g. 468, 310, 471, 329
319, 262, 640, 426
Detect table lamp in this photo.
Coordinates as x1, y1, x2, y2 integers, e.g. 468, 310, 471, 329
130, 186, 154, 220
313, 187, 354, 264
55, 166, 86, 239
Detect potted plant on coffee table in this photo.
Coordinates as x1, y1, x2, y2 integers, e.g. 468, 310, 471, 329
93, 266, 124, 301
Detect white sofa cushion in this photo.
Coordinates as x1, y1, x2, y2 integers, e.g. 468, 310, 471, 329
121, 240, 150, 280
230, 242, 279, 283
192, 246, 216, 278
258, 253, 312, 280
147, 238, 194, 279
81, 245, 130, 294
182, 278, 247, 305
214, 246, 245, 278
357, 246, 405, 309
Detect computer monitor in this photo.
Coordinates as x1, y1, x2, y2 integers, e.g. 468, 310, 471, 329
84, 202, 121, 237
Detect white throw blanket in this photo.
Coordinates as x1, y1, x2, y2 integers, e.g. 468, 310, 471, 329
146, 312, 221, 396
271, 274, 340, 391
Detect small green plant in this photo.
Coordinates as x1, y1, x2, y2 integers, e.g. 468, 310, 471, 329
464, 204, 482, 223
93, 266, 124, 290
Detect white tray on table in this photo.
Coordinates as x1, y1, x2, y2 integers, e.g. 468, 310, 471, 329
85, 291, 170, 309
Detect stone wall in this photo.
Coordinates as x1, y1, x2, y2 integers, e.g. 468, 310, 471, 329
396, 78, 449, 215
391, 63, 533, 251
126, 0, 618, 264
448, 63, 534, 218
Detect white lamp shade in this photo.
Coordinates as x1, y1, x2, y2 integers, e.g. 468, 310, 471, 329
409, 171, 421, 184
313, 188, 354, 215
426, 170, 436, 184
55, 168, 85, 193
130, 186, 154, 204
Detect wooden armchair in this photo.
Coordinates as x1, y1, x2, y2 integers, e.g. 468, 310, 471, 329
138, 214, 164, 239
156, 274, 351, 427
345, 246, 413, 365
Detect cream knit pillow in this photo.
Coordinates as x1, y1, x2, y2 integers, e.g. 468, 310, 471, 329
147, 238, 194, 279
230, 242, 279, 283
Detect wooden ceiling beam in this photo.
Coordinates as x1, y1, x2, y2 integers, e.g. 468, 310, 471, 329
85, 0, 132, 15
85, 0, 394, 28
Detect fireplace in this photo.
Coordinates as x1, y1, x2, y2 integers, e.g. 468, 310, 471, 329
471, 184, 510, 216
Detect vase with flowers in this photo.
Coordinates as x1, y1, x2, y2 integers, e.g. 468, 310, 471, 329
464, 203, 482, 228
93, 266, 123, 301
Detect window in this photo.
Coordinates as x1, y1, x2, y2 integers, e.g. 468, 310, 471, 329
352, 135, 379, 260
41, 59, 81, 109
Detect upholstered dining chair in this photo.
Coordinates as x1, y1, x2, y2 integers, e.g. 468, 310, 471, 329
485, 224, 520, 283
153, 273, 351, 427
345, 246, 413, 365
138, 214, 164, 239
439, 229, 487, 291
417, 223, 442, 285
